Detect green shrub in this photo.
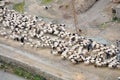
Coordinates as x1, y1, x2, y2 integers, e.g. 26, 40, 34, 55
14, 67, 24, 76
33, 75, 41, 80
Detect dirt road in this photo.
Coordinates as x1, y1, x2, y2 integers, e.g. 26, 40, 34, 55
0, 37, 120, 80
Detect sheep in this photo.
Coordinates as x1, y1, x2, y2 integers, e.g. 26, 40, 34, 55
108, 62, 117, 69
61, 47, 69, 59
19, 36, 25, 45
47, 26, 53, 33
111, 44, 116, 49
58, 31, 66, 38
43, 6, 49, 10
118, 77, 120, 80
84, 56, 92, 65
94, 60, 103, 67
116, 64, 120, 69
90, 57, 96, 64
0, 3, 120, 69
71, 44, 80, 50
0, 8, 3, 13
116, 40, 120, 48
0, 31, 7, 36
70, 58, 78, 64
57, 24, 66, 32
69, 35, 79, 45
0, 17, 3, 22
92, 49, 101, 54
51, 48, 58, 55
0, 12, 3, 16
75, 54, 85, 62
82, 49, 89, 56
98, 51, 104, 56
52, 40, 59, 48
84, 60, 90, 65
91, 41, 98, 48
69, 52, 85, 64
78, 46, 83, 54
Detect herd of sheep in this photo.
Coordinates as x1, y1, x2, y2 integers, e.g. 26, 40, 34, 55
0, 0, 120, 69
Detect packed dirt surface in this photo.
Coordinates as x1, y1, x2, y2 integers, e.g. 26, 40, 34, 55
10, 0, 96, 18
0, 37, 120, 80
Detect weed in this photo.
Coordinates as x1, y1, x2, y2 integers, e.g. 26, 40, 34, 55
0, 61, 46, 80
13, 0, 25, 13
41, 0, 53, 4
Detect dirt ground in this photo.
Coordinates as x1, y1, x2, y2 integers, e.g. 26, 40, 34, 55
0, 36, 120, 80
9, 0, 120, 45
2, 0, 120, 80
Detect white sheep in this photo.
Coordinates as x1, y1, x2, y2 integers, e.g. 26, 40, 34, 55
95, 61, 102, 67
61, 48, 69, 59
51, 50, 58, 55
116, 64, 120, 69
84, 60, 90, 65
0, 8, 3, 13
78, 46, 83, 54
0, 4, 120, 69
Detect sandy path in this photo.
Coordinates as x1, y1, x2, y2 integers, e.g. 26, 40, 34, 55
0, 37, 120, 80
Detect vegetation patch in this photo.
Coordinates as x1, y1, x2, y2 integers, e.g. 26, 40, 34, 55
98, 21, 110, 28
0, 60, 46, 80
112, 16, 120, 22
111, 13, 120, 22
41, 0, 53, 4
13, 0, 25, 13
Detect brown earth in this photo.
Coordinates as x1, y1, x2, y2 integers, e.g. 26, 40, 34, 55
0, 35, 120, 80
1, 0, 120, 80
